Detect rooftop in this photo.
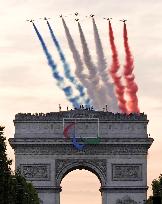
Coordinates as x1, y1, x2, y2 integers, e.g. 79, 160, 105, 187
14, 110, 147, 122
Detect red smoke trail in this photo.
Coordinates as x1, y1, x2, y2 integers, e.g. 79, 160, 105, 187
123, 22, 140, 113
108, 21, 127, 113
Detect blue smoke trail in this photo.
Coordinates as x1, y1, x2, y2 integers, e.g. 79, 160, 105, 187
32, 22, 80, 108
46, 20, 91, 106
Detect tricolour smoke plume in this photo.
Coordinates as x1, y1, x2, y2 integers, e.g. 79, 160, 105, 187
123, 22, 140, 113
46, 20, 91, 106
32, 22, 80, 108
62, 18, 100, 107
92, 18, 119, 112
108, 20, 127, 113
78, 22, 109, 110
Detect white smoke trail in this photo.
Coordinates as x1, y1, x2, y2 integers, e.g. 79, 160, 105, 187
78, 22, 109, 110
92, 18, 119, 112
78, 22, 98, 80
62, 18, 99, 108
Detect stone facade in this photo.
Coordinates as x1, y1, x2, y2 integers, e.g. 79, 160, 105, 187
9, 110, 153, 204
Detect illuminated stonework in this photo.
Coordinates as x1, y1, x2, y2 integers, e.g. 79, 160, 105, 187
9, 110, 153, 204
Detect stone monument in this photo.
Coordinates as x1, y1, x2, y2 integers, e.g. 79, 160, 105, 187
9, 110, 153, 204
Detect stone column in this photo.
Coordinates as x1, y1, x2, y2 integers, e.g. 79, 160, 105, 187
100, 186, 108, 204
53, 186, 62, 204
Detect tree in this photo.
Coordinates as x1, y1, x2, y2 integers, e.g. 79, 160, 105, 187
0, 126, 40, 204
0, 126, 12, 203
147, 174, 162, 204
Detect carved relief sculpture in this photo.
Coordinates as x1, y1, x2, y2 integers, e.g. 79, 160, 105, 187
112, 164, 142, 181
20, 164, 50, 181
116, 196, 138, 204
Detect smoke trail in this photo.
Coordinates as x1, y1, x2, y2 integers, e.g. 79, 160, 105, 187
78, 22, 98, 80
92, 18, 119, 112
62, 18, 101, 108
32, 22, 80, 108
123, 22, 140, 113
92, 18, 107, 75
78, 22, 110, 110
108, 20, 127, 113
46, 20, 91, 106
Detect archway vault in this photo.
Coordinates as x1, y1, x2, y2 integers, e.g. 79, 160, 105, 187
55, 159, 107, 187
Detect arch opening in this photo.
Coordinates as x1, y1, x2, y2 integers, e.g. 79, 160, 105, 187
61, 169, 101, 204
56, 161, 106, 187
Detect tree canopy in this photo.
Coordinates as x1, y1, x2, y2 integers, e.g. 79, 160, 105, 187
0, 126, 40, 204
147, 174, 162, 204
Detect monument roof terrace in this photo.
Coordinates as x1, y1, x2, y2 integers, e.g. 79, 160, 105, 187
14, 110, 147, 122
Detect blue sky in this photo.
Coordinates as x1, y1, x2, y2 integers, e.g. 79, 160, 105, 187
0, 0, 162, 202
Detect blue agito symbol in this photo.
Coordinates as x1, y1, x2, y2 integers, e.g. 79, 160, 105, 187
63, 123, 100, 151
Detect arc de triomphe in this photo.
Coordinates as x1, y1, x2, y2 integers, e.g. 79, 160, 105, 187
9, 110, 153, 204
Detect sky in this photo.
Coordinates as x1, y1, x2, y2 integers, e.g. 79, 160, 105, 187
0, 0, 162, 203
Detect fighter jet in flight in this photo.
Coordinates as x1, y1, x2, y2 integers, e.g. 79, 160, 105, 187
74, 12, 78, 16
90, 14, 95, 17
59, 14, 67, 18
75, 19, 79, 22
40, 17, 50, 21
120, 19, 127, 23
26, 19, 34, 23
103, 17, 112, 21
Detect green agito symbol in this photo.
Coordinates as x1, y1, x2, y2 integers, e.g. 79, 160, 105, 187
81, 135, 100, 144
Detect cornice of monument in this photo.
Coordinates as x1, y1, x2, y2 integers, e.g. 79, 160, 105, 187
9, 138, 153, 156
9, 137, 153, 145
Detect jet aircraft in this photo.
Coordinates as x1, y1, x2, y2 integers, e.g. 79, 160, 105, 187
75, 19, 79, 21
74, 12, 78, 16
26, 19, 34, 23
120, 19, 127, 22
40, 17, 50, 21
104, 17, 112, 21
90, 14, 95, 17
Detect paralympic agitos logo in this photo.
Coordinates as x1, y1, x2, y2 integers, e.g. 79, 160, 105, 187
63, 122, 100, 151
